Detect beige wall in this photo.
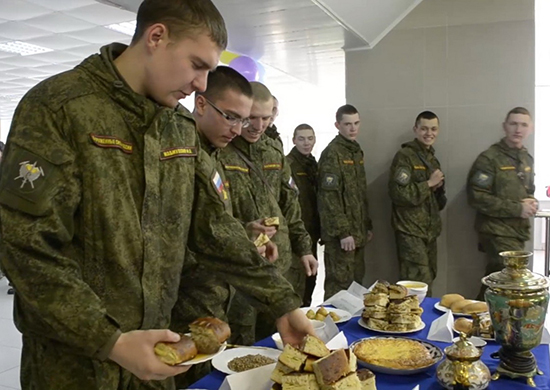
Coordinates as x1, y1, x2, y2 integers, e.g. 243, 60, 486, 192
347, 0, 535, 298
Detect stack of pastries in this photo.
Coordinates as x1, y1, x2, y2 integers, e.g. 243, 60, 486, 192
362, 280, 423, 332
270, 335, 376, 390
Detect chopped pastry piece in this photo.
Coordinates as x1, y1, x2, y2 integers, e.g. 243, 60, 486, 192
300, 335, 330, 358
279, 344, 308, 371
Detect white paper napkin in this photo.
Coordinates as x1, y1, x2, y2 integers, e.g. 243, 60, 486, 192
219, 363, 276, 390
323, 282, 366, 317
412, 385, 420, 390
317, 315, 340, 344
428, 310, 454, 342
326, 331, 348, 349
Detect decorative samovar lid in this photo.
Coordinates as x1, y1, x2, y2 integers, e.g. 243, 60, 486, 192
482, 251, 549, 292
444, 332, 481, 362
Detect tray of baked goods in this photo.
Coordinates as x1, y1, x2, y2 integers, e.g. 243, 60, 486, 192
154, 317, 230, 366
434, 293, 488, 317
270, 334, 376, 390
301, 306, 352, 324
360, 280, 425, 334
350, 336, 444, 375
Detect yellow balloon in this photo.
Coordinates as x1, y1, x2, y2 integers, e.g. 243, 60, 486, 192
220, 51, 240, 64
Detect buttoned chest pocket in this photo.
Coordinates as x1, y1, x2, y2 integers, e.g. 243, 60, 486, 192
263, 163, 283, 194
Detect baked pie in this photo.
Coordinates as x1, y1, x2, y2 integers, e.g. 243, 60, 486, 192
353, 338, 434, 370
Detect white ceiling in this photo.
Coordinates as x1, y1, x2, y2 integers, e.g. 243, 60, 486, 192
0, 0, 422, 121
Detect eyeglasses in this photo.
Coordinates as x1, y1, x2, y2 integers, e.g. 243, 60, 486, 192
204, 98, 250, 128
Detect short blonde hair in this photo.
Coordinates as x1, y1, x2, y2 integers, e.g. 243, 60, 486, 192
250, 82, 272, 103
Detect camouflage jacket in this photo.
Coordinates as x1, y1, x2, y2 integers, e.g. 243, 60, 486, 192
219, 135, 312, 273
467, 139, 535, 241
317, 134, 373, 246
172, 133, 301, 328
265, 124, 283, 149
389, 139, 447, 240
0, 44, 300, 363
286, 147, 320, 243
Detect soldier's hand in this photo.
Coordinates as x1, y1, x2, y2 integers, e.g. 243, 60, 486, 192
257, 245, 267, 257
265, 241, 279, 263
300, 255, 318, 276
366, 230, 374, 243
246, 219, 277, 239
108, 330, 190, 381
340, 236, 356, 252
276, 309, 315, 347
521, 199, 538, 218
428, 169, 444, 188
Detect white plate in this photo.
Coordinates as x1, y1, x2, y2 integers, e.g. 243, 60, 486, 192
300, 307, 352, 324
358, 318, 425, 334
177, 334, 227, 366
212, 347, 281, 375
434, 301, 487, 317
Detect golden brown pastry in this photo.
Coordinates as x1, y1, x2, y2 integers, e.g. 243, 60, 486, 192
189, 317, 231, 354
279, 344, 308, 371
450, 299, 474, 314
353, 338, 434, 370
388, 285, 407, 300
264, 217, 280, 226
270, 361, 294, 384
300, 335, 330, 358
357, 368, 377, 390
440, 294, 464, 308
462, 302, 488, 314
312, 349, 353, 386
154, 334, 197, 365
253, 233, 270, 247
454, 317, 473, 334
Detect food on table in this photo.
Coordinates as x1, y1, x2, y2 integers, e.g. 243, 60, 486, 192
454, 318, 473, 334
440, 293, 465, 308
353, 338, 434, 370
454, 313, 494, 339
264, 216, 280, 226
253, 233, 270, 247
227, 354, 276, 372
450, 299, 474, 313
362, 281, 423, 331
357, 368, 377, 390
154, 334, 198, 365
462, 301, 489, 314
305, 306, 342, 322
271, 335, 375, 390
189, 317, 231, 354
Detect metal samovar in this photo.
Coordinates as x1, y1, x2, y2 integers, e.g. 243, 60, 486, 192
482, 251, 549, 387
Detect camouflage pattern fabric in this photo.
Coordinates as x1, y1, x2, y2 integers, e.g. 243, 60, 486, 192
286, 146, 320, 305
318, 135, 371, 297
395, 232, 437, 296
265, 125, 283, 149
221, 135, 311, 344
323, 241, 365, 299
467, 138, 535, 241
476, 233, 525, 300
389, 139, 446, 241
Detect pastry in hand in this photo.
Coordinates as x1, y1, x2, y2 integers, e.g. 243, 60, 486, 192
154, 334, 197, 365
264, 217, 280, 227
253, 233, 270, 247
189, 317, 231, 354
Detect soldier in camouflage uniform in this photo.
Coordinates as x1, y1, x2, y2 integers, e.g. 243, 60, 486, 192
265, 95, 283, 148
389, 111, 447, 295
0, 3, 312, 389
318, 104, 373, 299
286, 124, 321, 306
222, 82, 317, 344
468, 107, 537, 300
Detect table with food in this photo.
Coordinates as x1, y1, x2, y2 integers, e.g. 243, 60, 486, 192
168, 251, 550, 389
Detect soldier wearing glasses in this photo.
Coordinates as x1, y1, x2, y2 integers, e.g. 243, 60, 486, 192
467, 107, 537, 299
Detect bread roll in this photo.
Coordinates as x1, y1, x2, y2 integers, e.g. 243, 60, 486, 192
189, 317, 231, 354
454, 318, 473, 334
154, 334, 197, 365
440, 294, 464, 308
462, 302, 488, 314
450, 299, 474, 314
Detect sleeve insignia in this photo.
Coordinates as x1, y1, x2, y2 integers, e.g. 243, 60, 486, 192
322, 173, 339, 189
15, 161, 45, 189
472, 171, 493, 189
394, 167, 411, 186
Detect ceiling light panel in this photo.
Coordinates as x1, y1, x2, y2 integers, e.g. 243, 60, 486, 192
105, 21, 136, 36
0, 41, 52, 56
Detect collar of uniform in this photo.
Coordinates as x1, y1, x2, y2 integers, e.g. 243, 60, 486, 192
497, 138, 526, 160
197, 130, 217, 155
405, 138, 435, 156
232, 135, 253, 156
335, 134, 361, 151
290, 146, 316, 165
265, 125, 280, 139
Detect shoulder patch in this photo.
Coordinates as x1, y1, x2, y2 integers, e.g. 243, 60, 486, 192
160, 146, 197, 160
288, 176, 299, 193
394, 167, 411, 186
321, 173, 339, 190
212, 171, 229, 203
90, 133, 133, 154
472, 170, 493, 189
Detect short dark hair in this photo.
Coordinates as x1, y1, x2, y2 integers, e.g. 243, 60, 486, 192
505, 107, 531, 122
293, 123, 314, 138
415, 111, 439, 127
131, 0, 227, 49
198, 66, 252, 102
336, 104, 358, 123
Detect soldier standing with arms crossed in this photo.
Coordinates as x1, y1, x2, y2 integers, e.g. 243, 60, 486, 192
468, 107, 537, 300
286, 124, 321, 306
318, 104, 373, 299
388, 111, 447, 296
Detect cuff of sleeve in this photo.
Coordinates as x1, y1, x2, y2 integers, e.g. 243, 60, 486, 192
338, 232, 351, 240
269, 291, 302, 319
513, 202, 523, 218
95, 329, 122, 361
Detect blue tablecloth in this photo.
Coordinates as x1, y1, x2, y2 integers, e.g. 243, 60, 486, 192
190, 297, 550, 389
